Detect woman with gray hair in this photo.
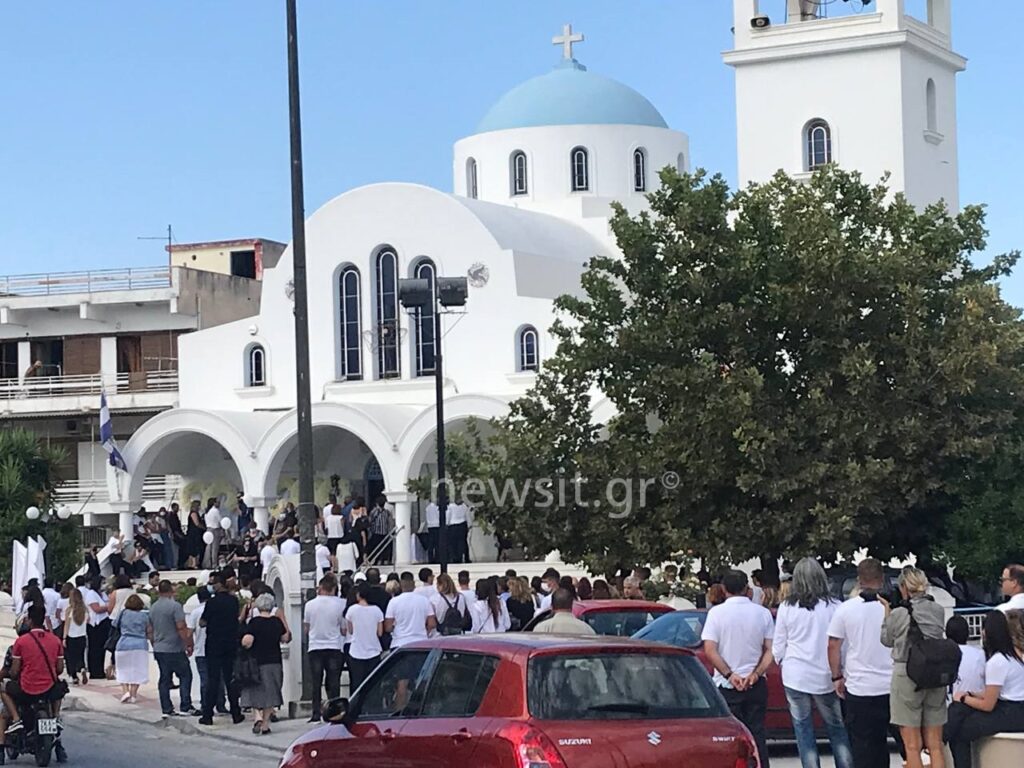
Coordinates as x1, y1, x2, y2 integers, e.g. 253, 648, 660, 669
881, 565, 949, 768
773, 557, 853, 768
240, 593, 291, 735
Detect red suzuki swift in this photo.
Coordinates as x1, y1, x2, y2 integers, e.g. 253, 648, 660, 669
280, 634, 759, 768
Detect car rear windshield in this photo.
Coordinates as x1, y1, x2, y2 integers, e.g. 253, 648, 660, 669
582, 610, 664, 636
528, 651, 727, 720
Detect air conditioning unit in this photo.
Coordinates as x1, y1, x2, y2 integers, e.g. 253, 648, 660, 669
751, 15, 771, 29
65, 420, 79, 435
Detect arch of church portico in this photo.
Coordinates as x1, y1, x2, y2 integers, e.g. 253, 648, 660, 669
256, 402, 399, 519
399, 394, 509, 563
118, 409, 260, 539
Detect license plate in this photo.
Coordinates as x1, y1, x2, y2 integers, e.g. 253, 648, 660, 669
37, 719, 58, 735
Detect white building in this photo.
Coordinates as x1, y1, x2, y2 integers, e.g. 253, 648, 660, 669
68, 6, 965, 566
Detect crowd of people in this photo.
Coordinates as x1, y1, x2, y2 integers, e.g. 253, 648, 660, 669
701, 559, 1024, 768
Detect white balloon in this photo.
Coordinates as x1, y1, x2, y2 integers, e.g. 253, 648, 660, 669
202, 531, 215, 545
220, 517, 232, 531
25, 506, 40, 521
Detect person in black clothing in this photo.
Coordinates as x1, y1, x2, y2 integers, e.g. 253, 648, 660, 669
362, 568, 391, 649
198, 572, 245, 726
167, 502, 187, 570
232, 528, 260, 580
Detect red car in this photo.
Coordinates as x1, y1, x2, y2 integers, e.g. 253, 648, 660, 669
522, 599, 674, 635
280, 634, 760, 768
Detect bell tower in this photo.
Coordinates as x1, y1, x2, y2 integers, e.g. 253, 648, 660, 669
723, 0, 966, 211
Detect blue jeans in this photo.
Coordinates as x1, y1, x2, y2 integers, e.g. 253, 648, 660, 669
154, 652, 193, 714
195, 657, 227, 713
784, 687, 854, 768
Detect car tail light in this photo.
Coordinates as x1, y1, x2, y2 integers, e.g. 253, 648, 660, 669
735, 734, 759, 768
498, 722, 568, 768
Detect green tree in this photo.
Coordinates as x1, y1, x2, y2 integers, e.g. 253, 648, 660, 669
0, 428, 80, 582
468, 166, 1024, 574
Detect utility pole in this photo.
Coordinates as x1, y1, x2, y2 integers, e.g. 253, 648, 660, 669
285, 0, 316, 702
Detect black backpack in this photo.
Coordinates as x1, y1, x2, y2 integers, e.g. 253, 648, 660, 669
439, 594, 466, 636
905, 602, 962, 691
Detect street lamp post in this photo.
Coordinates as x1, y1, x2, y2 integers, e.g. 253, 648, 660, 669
399, 274, 468, 575
284, 0, 317, 703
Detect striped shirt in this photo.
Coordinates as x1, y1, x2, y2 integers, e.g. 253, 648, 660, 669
369, 505, 394, 536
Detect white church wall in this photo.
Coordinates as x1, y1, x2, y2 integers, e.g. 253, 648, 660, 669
453, 123, 688, 225
732, 47, 907, 194
177, 183, 596, 415
899, 46, 960, 211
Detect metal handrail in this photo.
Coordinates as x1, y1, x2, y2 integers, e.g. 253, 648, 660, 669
0, 369, 178, 399
0, 266, 171, 297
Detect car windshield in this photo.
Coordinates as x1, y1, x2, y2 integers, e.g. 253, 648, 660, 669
528, 652, 727, 720
633, 611, 706, 648
583, 610, 665, 636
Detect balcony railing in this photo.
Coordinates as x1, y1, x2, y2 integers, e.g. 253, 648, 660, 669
0, 370, 178, 400
0, 266, 171, 297
54, 475, 186, 506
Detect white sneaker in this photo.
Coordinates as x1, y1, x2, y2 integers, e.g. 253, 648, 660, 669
120, 693, 131, 704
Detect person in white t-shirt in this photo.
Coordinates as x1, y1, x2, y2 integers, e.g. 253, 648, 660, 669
430, 574, 470, 637
772, 558, 852, 768
315, 543, 332, 576
303, 575, 347, 723
384, 574, 436, 648
946, 615, 987, 700
423, 502, 440, 562
82, 577, 112, 681
946, 609, 1024, 767
187, 589, 226, 715
202, 499, 222, 569
456, 570, 477, 608
469, 578, 511, 634
281, 537, 300, 556
41, 581, 60, 628
259, 539, 276, 579
414, 567, 437, 598
324, 494, 347, 553
996, 564, 1024, 614
347, 582, 385, 692
701, 569, 775, 768
827, 558, 895, 768
446, 502, 470, 565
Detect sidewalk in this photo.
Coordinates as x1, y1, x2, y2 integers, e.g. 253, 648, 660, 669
62, 676, 309, 755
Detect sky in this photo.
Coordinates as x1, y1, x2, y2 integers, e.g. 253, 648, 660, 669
2, 1, 1023, 303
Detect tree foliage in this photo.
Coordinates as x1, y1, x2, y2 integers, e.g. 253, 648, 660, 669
463, 167, 1024, 574
0, 428, 79, 583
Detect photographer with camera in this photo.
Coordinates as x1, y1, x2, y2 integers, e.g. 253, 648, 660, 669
828, 558, 896, 768
881, 566, 953, 768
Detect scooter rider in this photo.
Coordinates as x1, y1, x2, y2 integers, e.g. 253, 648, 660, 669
6, 604, 67, 763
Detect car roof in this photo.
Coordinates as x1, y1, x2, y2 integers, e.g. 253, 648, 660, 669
574, 599, 672, 613
401, 633, 691, 656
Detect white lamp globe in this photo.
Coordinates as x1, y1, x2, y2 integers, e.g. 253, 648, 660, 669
202, 531, 215, 545
25, 506, 40, 521
57, 505, 72, 521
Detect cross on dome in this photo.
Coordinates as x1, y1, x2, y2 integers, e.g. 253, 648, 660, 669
552, 23, 584, 61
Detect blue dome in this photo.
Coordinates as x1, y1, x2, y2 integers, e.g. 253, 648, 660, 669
476, 61, 668, 134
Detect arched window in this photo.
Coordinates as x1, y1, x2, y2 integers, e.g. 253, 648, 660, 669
510, 150, 528, 196
466, 157, 478, 199
517, 326, 539, 372
804, 119, 832, 171
412, 258, 436, 377
338, 265, 362, 380
926, 79, 937, 133
677, 152, 687, 173
571, 146, 589, 191
374, 248, 401, 379
633, 148, 647, 192
246, 344, 266, 387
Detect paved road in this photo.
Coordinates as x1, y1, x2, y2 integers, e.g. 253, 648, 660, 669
30, 710, 284, 768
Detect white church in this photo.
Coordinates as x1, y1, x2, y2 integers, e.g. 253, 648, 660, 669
107, 0, 965, 568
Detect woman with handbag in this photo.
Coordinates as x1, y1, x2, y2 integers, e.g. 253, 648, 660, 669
240, 593, 290, 735
114, 594, 150, 703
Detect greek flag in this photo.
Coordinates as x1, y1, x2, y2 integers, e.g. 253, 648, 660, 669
100, 391, 127, 471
